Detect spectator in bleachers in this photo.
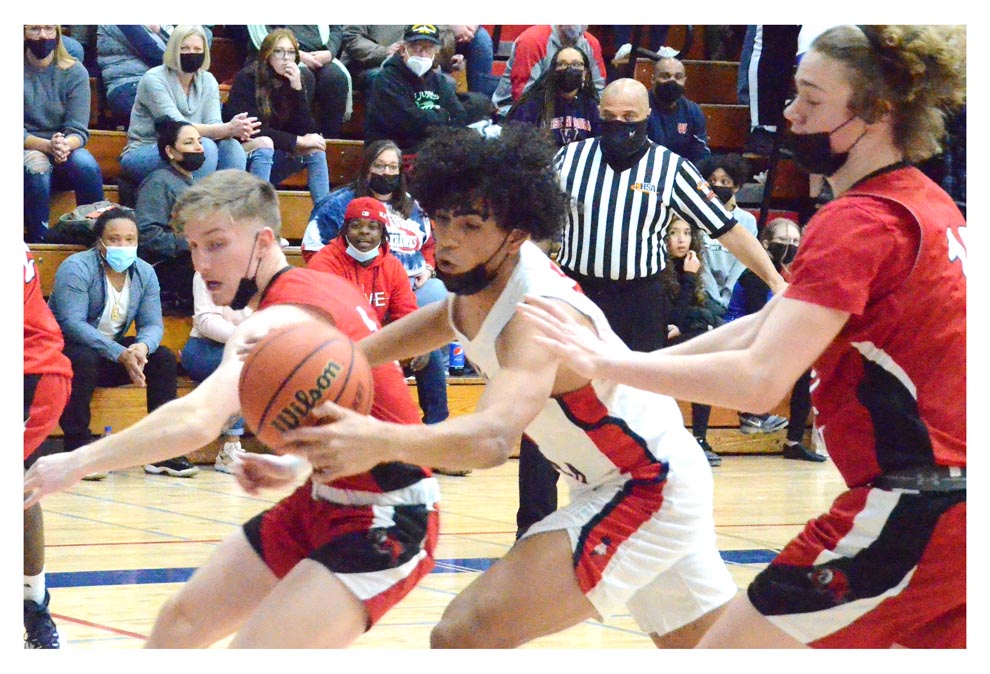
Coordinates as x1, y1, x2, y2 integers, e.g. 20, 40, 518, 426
302, 139, 450, 426
306, 196, 419, 325
661, 216, 725, 467
724, 217, 822, 458
120, 25, 259, 188
434, 27, 495, 125
694, 153, 758, 316
646, 51, 712, 164
24, 24, 105, 244
339, 25, 406, 91
96, 25, 172, 128
447, 25, 497, 96
224, 28, 330, 207
180, 271, 251, 474
364, 25, 467, 154
47, 207, 198, 478
245, 25, 351, 139
134, 117, 202, 314
505, 46, 600, 146
491, 25, 607, 120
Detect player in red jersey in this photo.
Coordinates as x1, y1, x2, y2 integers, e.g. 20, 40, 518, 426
23, 243, 73, 648
23, 171, 438, 648
520, 25, 966, 648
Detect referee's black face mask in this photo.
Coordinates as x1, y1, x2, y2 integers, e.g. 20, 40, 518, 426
599, 119, 649, 165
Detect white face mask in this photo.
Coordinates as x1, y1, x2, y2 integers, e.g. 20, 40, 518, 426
346, 240, 381, 262
406, 55, 434, 77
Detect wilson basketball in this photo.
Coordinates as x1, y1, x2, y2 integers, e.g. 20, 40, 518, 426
238, 322, 374, 451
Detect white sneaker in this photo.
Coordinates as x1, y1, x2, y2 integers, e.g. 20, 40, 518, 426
611, 43, 632, 65
81, 471, 108, 481
215, 441, 244, 474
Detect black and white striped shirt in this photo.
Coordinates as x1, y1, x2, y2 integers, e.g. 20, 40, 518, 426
554, 138, 737, 280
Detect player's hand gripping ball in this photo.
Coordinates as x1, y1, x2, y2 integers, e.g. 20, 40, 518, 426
238, 322, 374, 451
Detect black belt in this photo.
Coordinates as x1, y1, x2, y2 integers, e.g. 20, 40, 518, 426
872, 466, 966, 492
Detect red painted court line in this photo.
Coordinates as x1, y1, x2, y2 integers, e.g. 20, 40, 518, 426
52, 612, 148, 641
49, 539, 223, 548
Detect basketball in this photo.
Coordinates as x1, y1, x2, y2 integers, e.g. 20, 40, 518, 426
238, 322, 374, 451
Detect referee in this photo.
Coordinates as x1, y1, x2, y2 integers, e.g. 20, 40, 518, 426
554, 78, 785, 352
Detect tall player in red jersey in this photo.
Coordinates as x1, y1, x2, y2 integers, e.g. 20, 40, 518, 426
23, 172, 438, 648
23, 243, 73, 648
520, 25, 966, 648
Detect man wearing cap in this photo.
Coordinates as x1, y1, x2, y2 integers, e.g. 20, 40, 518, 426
306, 196, 419, 326
365, 24, 468, 153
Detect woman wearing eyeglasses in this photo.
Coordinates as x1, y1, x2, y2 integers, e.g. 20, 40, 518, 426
224, 28, 330, 206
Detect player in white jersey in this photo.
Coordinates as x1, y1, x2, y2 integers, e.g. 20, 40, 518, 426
276, 124, 737, 648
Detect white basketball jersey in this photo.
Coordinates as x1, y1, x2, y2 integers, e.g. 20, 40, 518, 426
449, 241, 692, 493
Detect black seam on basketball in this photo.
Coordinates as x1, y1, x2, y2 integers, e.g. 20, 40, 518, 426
331, 340, 358, 405
256, 336, 347, 433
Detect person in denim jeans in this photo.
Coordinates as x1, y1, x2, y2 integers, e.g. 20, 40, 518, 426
223, 28, 330, 206
120, 25, 259, 188
24, 24, 104, 243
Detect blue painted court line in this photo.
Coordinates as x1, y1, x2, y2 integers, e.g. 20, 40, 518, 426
46, 549, 776, 589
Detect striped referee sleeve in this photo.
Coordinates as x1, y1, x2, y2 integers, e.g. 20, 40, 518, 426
670, 158, 737, 238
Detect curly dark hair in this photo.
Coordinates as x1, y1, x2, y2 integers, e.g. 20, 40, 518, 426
410, 123, 569, 242
696, 153, 750, 188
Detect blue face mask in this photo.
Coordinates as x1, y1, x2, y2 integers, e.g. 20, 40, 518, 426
102, 244, 138, 273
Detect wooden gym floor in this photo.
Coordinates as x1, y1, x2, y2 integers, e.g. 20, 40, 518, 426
25, 449, 848, 650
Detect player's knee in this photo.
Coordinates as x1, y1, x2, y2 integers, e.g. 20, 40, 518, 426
147, 593, 204, 647
430, 599, 518, 648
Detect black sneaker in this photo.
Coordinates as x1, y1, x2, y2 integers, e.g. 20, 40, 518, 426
24, 590, 59, 649
144, 456, 199, 477
695, 437, 722, 467
782, 442, 827, 462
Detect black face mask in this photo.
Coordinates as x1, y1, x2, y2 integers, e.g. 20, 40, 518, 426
174, 150, 205, 172
653, 81, 684, 106
179, 52, 206, 73
556, 67, 584, 93
25, 38, 57, 60
599, 120, 649, 166
436, 233, 512, 296
784, 116, 866, 176
712, 185, 735, 205
368, 172, 402, 196
767, 242, 798, 268
229, 232, 261, 310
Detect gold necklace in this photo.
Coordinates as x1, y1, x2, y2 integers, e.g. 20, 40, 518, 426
107, 277, 125, 322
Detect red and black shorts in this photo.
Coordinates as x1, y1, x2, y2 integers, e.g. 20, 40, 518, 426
748, 485, 965, 648
243, 483, 439, 629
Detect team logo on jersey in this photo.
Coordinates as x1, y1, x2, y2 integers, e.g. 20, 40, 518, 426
809, 565, 851, 604
630, 182, 658, 195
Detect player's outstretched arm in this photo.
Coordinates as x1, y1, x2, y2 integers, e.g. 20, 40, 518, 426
24, 355, 241, 509
282, 308, 566, 482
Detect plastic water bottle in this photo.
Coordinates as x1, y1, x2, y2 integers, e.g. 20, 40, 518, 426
103, 426, 112, 439
448, 341, 465, 376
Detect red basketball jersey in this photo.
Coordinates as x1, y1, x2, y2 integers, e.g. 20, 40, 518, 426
784, 166, 966, 487
23, 245, 72, 378
258, 267, 431, 492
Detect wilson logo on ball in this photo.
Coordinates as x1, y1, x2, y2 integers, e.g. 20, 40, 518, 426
270, 360, 343, 433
